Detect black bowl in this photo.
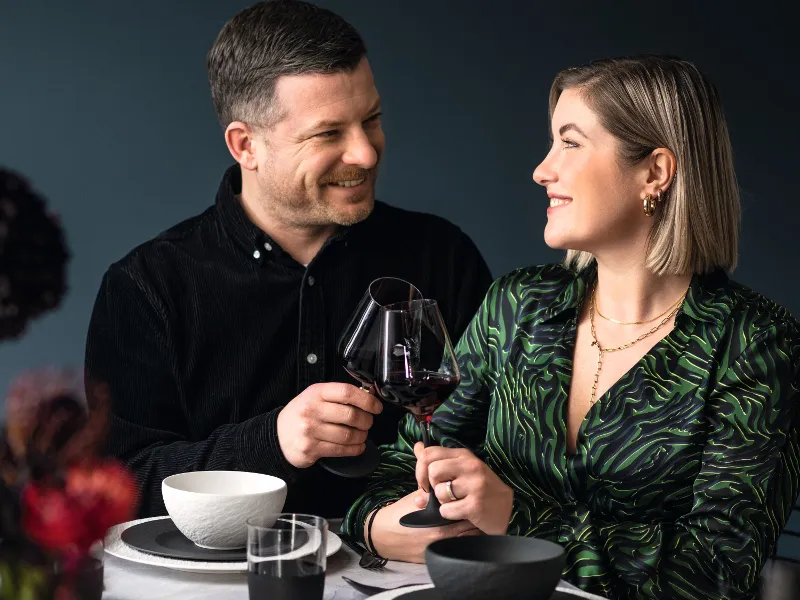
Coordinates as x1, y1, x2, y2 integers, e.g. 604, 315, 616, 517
425, 536, 566, 600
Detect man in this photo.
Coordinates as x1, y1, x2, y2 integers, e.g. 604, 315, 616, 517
85, 0, 492, 519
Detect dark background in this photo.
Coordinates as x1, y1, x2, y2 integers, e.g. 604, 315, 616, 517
1, 0, 798, 553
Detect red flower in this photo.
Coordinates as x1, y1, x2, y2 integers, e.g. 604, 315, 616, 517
21, 460, 137, 559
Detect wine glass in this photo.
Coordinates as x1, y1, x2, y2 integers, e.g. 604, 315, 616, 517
375, 298, 461, 527
319, 278, 423, 479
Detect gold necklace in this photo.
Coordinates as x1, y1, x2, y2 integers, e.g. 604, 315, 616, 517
588, 283, 686, 405
595, 291, 686, 325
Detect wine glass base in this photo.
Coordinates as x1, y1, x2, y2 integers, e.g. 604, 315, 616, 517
399, 509, 461, 528
318, 440, 380, 478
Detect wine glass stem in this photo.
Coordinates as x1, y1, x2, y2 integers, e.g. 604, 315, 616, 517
421, 419, 431, 448
420, 419, 445, 517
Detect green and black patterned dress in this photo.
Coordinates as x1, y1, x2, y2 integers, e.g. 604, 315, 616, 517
343, 264, 800, 600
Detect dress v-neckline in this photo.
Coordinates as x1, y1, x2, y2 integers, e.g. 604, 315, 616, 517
560, 310, 687, 459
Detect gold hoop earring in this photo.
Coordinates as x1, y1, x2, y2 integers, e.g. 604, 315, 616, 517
643, 194, 657, 217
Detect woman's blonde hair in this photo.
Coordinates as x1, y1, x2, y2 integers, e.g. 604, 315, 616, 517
550, 56, 740, 275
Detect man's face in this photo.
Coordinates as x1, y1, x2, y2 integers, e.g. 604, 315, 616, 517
251, 57, 384, 227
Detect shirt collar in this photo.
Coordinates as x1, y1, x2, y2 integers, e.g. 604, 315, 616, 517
539, 262, 733, 326
536, 265, 591, 324
679, 267, 733, 325
215, 165, 358, 266
216, 165, 276, 262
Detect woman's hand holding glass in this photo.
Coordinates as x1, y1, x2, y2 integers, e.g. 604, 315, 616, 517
413, 442, 514, 536
369, 493, 482, 563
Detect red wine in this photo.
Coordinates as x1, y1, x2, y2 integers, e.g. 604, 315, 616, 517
376, 371, 459, 422
247, 561, 324, 600
343, 361, 374, 386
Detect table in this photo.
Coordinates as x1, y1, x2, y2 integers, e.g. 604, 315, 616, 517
103, 541, 427, 600
103, 547, 608, 600
103, 521, 608, 600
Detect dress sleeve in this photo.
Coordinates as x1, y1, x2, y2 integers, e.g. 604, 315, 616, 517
645, 322, 800, 599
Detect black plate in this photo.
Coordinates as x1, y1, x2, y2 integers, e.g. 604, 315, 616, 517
397, 588, 593, 599
399, 590, 441, 599
121, 519, 245, 562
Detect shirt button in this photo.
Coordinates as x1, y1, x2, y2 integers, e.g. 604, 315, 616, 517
308, 276, 315, 286
306, 353, 318, 364
264, 242, 272, 251
253, 250, 261, 259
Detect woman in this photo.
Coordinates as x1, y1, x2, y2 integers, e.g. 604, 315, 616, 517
342, 56, 800, 600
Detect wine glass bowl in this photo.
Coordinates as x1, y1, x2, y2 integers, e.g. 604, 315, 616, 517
375, 298, 461, 527
339, 278, 423, 387
373, 371, 459, 423
320, 278, 423, 479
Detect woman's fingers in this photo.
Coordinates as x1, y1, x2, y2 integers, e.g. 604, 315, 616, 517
437, 497, 471, 521
414, 441, 429, 491
433, 478, 465, 505
428, 457, 468, 489
422, 446, 469, 463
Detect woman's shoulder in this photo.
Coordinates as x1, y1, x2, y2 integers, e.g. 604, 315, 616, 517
692, 271, 799, 359
489, 263, 576, 296
480, 263, 582, 325
724, 279, 800, 344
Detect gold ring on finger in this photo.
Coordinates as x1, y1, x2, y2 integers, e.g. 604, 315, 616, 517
445, 480, 458, 502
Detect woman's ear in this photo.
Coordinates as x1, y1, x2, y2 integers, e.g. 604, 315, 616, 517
645, 147, 677, 196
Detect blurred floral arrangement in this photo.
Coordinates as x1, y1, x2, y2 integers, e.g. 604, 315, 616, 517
0, 371, 138, 600
0, 167, 69, 340
0, 168, 138, 600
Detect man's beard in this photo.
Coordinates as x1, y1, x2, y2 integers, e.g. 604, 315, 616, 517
259, 168, 376, 228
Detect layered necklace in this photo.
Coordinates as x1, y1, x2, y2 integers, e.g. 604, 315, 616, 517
587, 282, 688, 406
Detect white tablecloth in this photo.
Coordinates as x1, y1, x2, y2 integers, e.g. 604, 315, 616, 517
104, 548, 608, 599
103, 542, 432, 600
103, 523, 607, 600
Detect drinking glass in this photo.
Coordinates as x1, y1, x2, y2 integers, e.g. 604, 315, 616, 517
246, 514, 328, 600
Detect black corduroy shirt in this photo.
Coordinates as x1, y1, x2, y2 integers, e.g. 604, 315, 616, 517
85, 165, 493, 518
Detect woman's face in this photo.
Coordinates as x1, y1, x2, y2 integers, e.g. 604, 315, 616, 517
533, 88, 651, 256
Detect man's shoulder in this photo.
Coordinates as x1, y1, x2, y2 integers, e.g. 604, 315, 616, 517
368, 201, 469, 239
105, 206, 218, 286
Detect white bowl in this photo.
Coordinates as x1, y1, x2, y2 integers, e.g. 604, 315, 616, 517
162, 471, 287, 550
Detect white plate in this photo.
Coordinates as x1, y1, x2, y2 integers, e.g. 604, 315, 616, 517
105, 516, 342, 574
368, 583, 606, 600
